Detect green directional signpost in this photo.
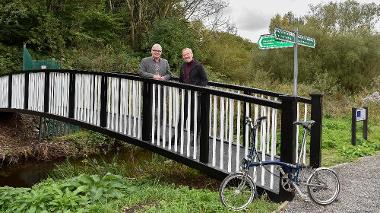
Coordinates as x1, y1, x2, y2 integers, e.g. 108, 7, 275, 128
258, 34, 294, 49
274, 28, 316, 48
258, 28, 316, 96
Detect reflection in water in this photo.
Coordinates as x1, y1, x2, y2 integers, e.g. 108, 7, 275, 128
0, 161, 58, 187
0, 148, 152, 187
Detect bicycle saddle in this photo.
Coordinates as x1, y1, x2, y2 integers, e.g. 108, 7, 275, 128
293, 120, 315, 129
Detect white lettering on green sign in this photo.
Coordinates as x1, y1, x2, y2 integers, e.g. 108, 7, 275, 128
274, 28, 316, 48
258, 34, 294, 49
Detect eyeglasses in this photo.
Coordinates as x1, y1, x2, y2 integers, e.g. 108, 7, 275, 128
152, 49, 162, 52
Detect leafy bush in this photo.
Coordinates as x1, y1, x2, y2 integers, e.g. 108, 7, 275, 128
0, 173, 133, 212
62, 43, 140, 73
0, 0, 40, 45
0, 44, 22, 73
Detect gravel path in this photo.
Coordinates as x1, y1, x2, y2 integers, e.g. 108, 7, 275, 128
284, 153, 380, 213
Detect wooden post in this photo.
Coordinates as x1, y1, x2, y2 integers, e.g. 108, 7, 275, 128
363, 107, 368, 140
200, 92, 210, 163
24, 73, 29, 110
8, 74, 12, 108
279, 95, 297, 201
310, 93, 323, 168
100, 75, 108, 128
242, 90, 250, 144
44, 71, 50, 113
351, 108, 357, 146
68, 72, 76, 118
142, 82, 152, 141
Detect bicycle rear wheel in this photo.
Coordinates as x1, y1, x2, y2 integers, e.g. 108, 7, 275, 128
307, 167, 340, 205
219, 173, 256, 211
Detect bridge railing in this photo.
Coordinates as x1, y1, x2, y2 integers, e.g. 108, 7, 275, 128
0, 70, 322, 195
199, 79, 322, 168
113, 74, 322, 169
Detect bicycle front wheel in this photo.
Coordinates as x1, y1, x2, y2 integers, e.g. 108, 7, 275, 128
307, 167, 340, 205
219, 173, 256, 211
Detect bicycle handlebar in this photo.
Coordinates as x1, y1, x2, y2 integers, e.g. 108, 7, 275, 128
245, 116, 267, 130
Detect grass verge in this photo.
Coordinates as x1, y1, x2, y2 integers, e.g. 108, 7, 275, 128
322, 116, 380, 166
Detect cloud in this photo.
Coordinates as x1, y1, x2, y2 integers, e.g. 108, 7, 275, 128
236, 9, 269, 31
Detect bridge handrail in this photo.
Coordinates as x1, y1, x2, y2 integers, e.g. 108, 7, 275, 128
0, 69, 311, 105
0, 70, 282, 109
106, 71, 312, 103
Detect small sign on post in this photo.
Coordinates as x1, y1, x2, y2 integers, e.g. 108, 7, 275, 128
352, 107, 368, 145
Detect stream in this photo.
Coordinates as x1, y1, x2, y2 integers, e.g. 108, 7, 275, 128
0, 148, 152, 187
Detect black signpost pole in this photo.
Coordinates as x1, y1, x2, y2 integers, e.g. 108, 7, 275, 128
363, 107, 368, 140
351, 108, 357, 146
352, 107, 368, 146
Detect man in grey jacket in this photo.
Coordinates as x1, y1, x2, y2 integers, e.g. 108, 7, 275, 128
138, 43, 171, 80
139, 44, 170, 143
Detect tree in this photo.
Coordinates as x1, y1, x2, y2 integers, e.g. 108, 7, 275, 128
307, 0, 380, 34
201, 31, 254, 82
119, 0, 183, 50
183, 0, 228, 21
0, 0, 40, 45
146, 17, 200, 72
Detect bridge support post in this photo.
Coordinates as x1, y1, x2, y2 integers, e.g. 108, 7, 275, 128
279, 95, 297, 201
68, 73, 76, 118
44, 71, 50, 113
310, 93, 323, 168
242, 90, 250, 144
142, 82, 152, 141
8, 74, 12, 108
200, 92, 210, 164
100, 75, 108, 128
24, 73, 29, 110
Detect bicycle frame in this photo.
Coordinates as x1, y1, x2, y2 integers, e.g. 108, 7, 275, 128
220, 117, 340, 209
244, 117, 311, 184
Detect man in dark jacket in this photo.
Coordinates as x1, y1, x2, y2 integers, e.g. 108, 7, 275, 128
179, 48, 208, 86
175, 48, 208, 145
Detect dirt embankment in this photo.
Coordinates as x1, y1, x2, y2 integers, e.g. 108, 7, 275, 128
0, 112, 80, 166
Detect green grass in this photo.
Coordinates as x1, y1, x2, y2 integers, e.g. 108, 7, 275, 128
322, 116, 380, 166
1, 160, 278, 213
46, 151, 280, 212
0, 173, 131, 212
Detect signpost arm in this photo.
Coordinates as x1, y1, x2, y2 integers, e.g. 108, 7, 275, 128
293, 28, 298, 97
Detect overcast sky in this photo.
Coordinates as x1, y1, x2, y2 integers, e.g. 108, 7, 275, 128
224, 0, 380, 42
